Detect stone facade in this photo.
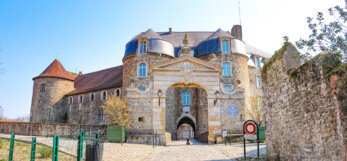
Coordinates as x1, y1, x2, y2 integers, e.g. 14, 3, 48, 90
262, 43, 347, 160
30, 27, 269, 145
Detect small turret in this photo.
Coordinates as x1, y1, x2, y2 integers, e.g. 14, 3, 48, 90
30, 59, 75, 123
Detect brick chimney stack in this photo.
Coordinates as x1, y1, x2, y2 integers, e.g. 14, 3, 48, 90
169, 28, 172, 34
231, 25, 242, 41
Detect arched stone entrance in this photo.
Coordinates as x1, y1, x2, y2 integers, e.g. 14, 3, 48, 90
165, 85, 208, 142
151, 55, 222, 144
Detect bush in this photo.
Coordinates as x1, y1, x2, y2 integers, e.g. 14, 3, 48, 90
39, 147, 52, 158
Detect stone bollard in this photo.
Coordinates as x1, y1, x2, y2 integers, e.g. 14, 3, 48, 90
86, 143, 104, 161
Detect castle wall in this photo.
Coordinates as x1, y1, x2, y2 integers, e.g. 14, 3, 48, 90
262, 44, 347, 160
65, 87, 121, 125
30, 77, 74, 123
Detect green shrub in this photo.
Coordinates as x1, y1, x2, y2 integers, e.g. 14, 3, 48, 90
39, 147, 53, 158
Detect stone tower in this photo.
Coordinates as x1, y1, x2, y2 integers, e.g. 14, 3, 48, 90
30, 59, 75, 123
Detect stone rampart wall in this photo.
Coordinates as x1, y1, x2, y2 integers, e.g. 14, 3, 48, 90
262, 43, 346, 160
0, 122, 108, 140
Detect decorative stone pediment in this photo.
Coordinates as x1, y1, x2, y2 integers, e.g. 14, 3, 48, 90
151, 55, 220, 72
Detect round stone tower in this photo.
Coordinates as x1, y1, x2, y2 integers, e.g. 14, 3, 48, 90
122, 29, 175, 96
30, 59, 75, 123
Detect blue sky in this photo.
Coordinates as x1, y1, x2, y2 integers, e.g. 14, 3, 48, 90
0, 0, 344, 119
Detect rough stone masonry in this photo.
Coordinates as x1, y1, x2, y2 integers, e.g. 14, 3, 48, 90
262, 43, 347, 161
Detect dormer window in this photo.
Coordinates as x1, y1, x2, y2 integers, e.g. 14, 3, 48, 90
221, 40, 230, 53
139, 41, 147, 53
255, 57, 260, 68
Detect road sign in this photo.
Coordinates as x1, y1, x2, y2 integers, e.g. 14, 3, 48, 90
243, 120, 259, 160
245, 122, 256, 135
222, 131, 227, 137
244, 134, 257, 140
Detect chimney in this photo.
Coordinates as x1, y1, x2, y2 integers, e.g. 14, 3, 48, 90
169, 28, 172, 34
78, 71, 83, 76
231, 25, 242, 40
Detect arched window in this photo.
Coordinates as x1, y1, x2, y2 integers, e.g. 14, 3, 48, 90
116, 89, 120, 96
223, 62, 231, 76
221, 40, 230, 53
102, 91, 107, 100
40, 84, 46, 93
78, 95, 83, 104
182, 92, 190, 105
139, 41, 147, 53
91, 93, 95, 101
68, 97, 73, 104
138, 63, 147, 77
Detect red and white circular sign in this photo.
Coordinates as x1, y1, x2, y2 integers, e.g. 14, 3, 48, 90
245, 122, 256, 135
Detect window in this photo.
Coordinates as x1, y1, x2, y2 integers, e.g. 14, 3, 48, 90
116, 89, 120, 96
257, 96, 262, 108
256, 76, 261, 88
138, 63, 147, 77
91, 93, 95, 101
78, 95, 83, 104
98, 110, 103, 123
255, 57, 260, 68
138, 87, 146, 91
139, 41, 147, 53
40, 84, 46, 93
138, 117, 144, 122
221, 40, 230, 53
224, 85, 232, 92
68, 97, 73, 104
182, 92, 190, 105
102, 91, 107, 100
223, 62, 231, 76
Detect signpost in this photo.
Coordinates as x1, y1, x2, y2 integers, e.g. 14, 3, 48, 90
243, 120, 259, 159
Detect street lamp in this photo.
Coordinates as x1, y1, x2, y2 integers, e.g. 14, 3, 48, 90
158, 89, 163, 106
214, 90, 220, 106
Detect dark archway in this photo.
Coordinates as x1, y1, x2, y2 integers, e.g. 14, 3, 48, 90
177, 117, 195, 132
177, 117, 195, 139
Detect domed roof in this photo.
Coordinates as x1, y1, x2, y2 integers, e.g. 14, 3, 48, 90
132, 29, 161, 40
207, 28, 233, 40
33, 59, 75, 81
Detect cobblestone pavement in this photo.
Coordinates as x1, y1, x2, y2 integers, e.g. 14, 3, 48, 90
0, 134, 266, 161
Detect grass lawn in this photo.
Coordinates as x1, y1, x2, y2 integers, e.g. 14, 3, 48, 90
0, 138, 76, 161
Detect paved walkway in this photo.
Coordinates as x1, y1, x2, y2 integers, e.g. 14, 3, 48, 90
0, 134, 266, 161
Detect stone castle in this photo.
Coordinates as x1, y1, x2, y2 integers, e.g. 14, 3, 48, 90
30, 25, 270, 144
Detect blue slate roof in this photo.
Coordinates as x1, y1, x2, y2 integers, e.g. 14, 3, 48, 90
124, 28, 271, 59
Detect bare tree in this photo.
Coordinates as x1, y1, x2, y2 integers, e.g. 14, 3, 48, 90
101, 95, 131, 127
246, 95, 264, 126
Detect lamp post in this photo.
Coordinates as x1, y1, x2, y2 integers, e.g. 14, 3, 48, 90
158, 89, 163, 106
214, 90, 220, 106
